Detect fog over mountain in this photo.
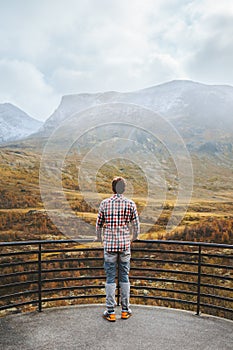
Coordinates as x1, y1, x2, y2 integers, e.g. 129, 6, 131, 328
0, 103, 42, 144
39, 80, 233, 148
2, 80, 233, 153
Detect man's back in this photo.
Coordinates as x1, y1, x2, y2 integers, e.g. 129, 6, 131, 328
96, 193, 139, 252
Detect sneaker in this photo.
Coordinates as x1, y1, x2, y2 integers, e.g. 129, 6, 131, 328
103, 310, 116, 322
121, 308, 132, 319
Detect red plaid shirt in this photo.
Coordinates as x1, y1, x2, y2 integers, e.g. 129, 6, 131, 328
96, 194, 140, 252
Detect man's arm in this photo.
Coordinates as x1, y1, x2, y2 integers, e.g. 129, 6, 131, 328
130, 203, 140, 241
95, 202, 105, 241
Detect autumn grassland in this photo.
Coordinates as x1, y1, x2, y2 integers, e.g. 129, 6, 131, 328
0, 145, 233, 244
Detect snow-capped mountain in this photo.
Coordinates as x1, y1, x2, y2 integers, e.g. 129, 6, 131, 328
0, 103, 42, 144
41, 80, 233, 140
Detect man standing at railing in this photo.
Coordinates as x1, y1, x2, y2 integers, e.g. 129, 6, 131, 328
95, 177, 140, 322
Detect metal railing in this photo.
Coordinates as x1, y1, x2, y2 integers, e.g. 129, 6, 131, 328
0, 239, 232, 319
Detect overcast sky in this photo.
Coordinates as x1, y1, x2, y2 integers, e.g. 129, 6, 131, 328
0, 0, 233, 121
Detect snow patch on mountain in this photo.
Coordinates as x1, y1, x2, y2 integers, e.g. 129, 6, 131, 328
0, 103, 42, 143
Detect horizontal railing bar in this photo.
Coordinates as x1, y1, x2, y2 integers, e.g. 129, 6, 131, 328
0, 266, 230, 280
201, 282, 233, 292
2, 272, 229, 285
0, 270, 38, 279
0, 280, 38, 290
0, 239, 94, 247
200, 303, 233, 313
131, 285, 197, 296
200, 293, 233, 303
41, 248, 103, 253
201, 253, 233, 259
42, 276, 106, 284
201, 273, 233, 281
1, 250, 231, 259
0, 251, 39, 257
0, 239, 232, 249
131, 258, 198, 266
131, 258, 233, 270
0, 299, 39, 311
0, 260, 103, 270
132, 249, 233, 259
1, 261, 38, 268
134, 240, 233, 249
41, 267, 103, 274
41, 295, 105, 303
1, 260, 230, 270
130, 267, 197, 276
2, 250, 231, 259
40, 275, 197, 286
41, 257, 103, 264
130, 276, 197, 286
130, 295, 197, 305
131, 248, 199, 256
41, 284, 200, 298
43, 295, 195, 305
42, 285, 105, 294
201, 263, 233, 270
0, 289, 38, 300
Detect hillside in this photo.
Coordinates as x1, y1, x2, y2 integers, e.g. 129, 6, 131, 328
0, 103, 42, 144
0, 146, 233, 244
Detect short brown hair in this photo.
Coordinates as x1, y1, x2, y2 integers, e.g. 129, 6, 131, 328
112, 177, 126, 194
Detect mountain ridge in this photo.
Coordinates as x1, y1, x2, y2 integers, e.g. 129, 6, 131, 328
44, 80, 233, 127
39, 80, 233, 142
0, 103, 42, 144
1, 80, 233, 154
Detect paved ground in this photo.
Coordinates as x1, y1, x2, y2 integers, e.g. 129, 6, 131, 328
0, 305, 232, 350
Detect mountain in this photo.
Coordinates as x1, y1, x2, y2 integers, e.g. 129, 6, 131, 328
5, 80, 233, 160
0, 103, 42, 144
40, 80, 233, 144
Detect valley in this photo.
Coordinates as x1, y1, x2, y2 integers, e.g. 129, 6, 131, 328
0, 145, 232, 244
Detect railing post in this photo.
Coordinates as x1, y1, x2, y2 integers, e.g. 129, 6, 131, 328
196, 245, 202, 316
117, 252, 120, 306
38, 242, 42, 312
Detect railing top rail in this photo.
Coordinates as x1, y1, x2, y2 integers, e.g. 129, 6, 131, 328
0, 239, 232, 249
136, 240, 233, 249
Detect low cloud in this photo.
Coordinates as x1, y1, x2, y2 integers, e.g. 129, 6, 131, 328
0, 59, 60, 120
0, 0, 233, 119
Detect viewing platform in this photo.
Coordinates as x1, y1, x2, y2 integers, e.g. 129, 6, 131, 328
0, 239, 232, 349
0, 304, 232, 350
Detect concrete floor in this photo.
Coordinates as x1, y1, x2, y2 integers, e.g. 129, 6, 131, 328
0, 305, 232, 350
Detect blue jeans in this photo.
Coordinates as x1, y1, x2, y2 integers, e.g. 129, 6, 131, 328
104, 249, 131, 283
